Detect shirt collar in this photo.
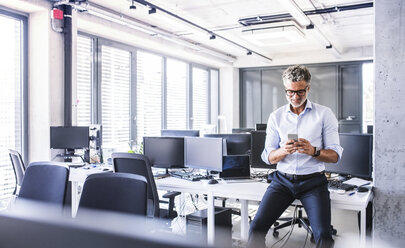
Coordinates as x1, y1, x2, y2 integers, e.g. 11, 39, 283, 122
285, 99, 313, 113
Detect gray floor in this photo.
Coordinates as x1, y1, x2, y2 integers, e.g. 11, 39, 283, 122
170, 196, 363, 248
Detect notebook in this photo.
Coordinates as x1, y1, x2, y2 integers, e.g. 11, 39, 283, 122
220, 155, 251, 179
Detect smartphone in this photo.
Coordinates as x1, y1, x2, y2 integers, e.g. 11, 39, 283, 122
287, 133, 298, 142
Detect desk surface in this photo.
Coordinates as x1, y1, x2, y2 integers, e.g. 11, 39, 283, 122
156, 177, 373, 209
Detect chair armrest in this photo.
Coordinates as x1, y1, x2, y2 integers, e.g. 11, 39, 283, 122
162, 191, 181, 199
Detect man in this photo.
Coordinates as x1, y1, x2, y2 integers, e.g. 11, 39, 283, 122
248, 65, 343, 248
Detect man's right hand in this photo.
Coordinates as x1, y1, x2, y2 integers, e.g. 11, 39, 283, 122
268, 139, 297, 164
282, 139, 298, 155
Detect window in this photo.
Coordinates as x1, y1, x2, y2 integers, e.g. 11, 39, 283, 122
166, 58, 188, 129
0, 12, 26, 199
100, 45, 131, 148
136, 51, 163, 146
76, 35, 93, 126
75, 36, 218, 153
192, 67, 209, 129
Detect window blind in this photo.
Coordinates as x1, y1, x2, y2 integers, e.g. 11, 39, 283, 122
166, 58, 187, 129
101, 45, 131, 149
192, 67, 209, 130
136, 51, 163, 146
76, 35, 93, 126
0, 15, 23, 198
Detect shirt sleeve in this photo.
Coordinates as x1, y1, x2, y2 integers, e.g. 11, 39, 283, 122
322, 108, 344, 162
261, 113, 281, 165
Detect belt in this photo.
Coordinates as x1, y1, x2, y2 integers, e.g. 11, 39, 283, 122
279, 171, 324, 181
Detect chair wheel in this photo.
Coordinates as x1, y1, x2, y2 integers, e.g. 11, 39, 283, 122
310, 234, 315, 243
273, 231, 279, 238
273, 221, 279, 227
332, 229, 337, 235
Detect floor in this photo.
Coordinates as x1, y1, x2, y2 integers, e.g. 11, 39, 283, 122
168, 194, 363, 248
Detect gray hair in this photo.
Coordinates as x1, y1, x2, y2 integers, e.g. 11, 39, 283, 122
282, 65, 311, 85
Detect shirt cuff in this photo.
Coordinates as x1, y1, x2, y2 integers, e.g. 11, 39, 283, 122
324, 145, 343, 162
261, 146, 277, 165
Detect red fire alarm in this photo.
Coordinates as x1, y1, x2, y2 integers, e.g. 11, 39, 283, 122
52, 8, 64, 20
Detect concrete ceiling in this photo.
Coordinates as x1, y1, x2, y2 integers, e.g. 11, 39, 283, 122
82, 0, 374, 67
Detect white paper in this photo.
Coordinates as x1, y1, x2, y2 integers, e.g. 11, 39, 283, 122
343, 177, 372, 187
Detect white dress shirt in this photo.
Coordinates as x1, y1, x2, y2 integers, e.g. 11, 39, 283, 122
261, 99, 343, 175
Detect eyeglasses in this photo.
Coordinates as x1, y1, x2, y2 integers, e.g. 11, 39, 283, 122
285, 86, 308, 97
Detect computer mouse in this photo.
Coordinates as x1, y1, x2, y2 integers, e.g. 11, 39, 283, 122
102, 168, 110, 172
207, 179, 219, 184
357, 186, 369, 193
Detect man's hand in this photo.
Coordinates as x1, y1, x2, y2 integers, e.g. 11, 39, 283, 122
281, 139, 298, 155
295, 138, 315, 156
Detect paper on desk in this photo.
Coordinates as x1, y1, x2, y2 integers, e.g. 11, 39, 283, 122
343, 177, 372, 187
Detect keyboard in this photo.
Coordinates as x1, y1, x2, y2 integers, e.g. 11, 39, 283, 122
222, 178, 261, 183
328, 180, 355, 191
170, 171, 208, 181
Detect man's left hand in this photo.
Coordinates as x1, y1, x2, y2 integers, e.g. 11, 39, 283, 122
296, 138, 315, 156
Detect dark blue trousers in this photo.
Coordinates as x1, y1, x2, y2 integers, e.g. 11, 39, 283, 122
248, 171, 334, 248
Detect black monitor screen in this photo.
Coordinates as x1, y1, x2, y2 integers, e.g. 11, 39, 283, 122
325, 133, 373, 179
161, 129, 200, 137
250, 131, 277, 169
143, 137, 185, 168
256, 124, 267, 131
204, 134, 251, 155
220, 155, 250, 179
50, 126, 89, 149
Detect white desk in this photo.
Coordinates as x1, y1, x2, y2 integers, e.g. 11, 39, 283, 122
155, 177, 373, 247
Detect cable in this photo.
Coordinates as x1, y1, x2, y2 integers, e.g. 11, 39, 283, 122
270, 204, 298, 248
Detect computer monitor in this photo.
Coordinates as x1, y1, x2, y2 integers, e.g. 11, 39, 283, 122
204, 134, 251, 155
143, 137, 185, 168
184, 137, 223, 172
220, 155, 250, 179
50, 126, 89, 150
231, 128, 254, 134
250, 131, 277, 169
161, 129, 200, 137
256, 123, 267, 131
325, 133, 373, 179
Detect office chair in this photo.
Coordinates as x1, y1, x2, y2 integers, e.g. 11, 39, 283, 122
112, 153, 180, 219
17, 162, 69, 207
8, 149, 26, 194
272, 205, 337, 242
78, 173, 148, 216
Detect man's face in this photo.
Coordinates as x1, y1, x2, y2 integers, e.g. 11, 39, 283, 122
284, 80, 309, 108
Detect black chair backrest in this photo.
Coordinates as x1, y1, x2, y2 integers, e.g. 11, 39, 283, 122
18, 162, 69, 206
8, 149, 25, 187
112, 153, 159, 217
78, 173, 148, 216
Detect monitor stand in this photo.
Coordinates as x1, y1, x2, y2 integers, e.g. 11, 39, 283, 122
56, 149, 82, 162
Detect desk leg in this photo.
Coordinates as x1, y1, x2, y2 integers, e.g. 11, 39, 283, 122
207, 192, 215, 246
71, 181, 78, 217
240, 200, 249, 241
360, 209, 366, 247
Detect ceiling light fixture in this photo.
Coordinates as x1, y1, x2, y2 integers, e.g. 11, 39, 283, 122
129, 0, 136, 10
209, 34, 216, 40
247, 51, 252, 55
132, 0, 272, 62
148, 6, 156, 14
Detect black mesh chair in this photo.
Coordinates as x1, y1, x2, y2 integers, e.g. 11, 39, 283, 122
78, 173, 148, 216
8, 149, 26, 194
17, 162, 69, 208
112, 153, 180, 218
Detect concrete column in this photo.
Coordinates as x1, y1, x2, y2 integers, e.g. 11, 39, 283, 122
374, 1, 405, 246
219, 67, 240, 133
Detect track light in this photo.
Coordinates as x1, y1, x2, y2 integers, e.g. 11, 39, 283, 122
129, 0, 136, 10
148, 7, 156, 14
247, 51, 252, 55
209, 34, 216, 40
